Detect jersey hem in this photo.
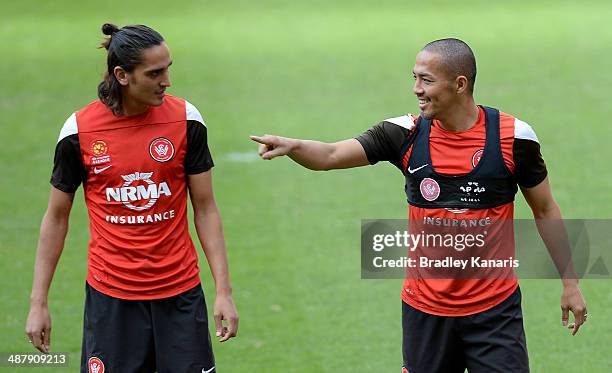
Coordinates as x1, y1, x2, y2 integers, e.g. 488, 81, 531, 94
401, 281, 519, 317
86, 275, 202, 300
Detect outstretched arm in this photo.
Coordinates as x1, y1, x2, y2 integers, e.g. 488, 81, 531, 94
26, 187, 74, 353
521, 177, 587, 335
188, 171, 238, 342
250, 135, 369, 170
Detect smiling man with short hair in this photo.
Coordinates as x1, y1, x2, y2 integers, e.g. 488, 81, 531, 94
251, 38, 587, 373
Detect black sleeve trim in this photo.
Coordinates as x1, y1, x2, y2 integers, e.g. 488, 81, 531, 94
185, 120, 214, 175
513, 138, 548, 188
50, 134, 84, 193
355, 121, 415, 170
354, 135, 379, 165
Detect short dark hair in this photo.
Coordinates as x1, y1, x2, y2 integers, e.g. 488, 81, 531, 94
97, 23, 165, 115
421, 38, 477, 93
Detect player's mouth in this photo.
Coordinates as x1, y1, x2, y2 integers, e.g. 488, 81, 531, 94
156, 90, 165, 98
417, 97, 429, 110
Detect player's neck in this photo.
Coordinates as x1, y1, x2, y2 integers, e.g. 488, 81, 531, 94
121, 98, 150, 117
436, 100, 479, 132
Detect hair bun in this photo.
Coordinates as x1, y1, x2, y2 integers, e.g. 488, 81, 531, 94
102, 23, 120, 36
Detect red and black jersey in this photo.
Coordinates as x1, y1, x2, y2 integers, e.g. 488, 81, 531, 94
356, 106, 547, 316
51, 95, 213, 300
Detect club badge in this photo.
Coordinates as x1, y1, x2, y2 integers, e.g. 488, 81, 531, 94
472, 148, 484, 168
149, 137, 175, 162
88, 357, 105, 373
420, 178, 440, 201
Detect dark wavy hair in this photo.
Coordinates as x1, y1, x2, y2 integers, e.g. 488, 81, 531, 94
97, 23, 164, 115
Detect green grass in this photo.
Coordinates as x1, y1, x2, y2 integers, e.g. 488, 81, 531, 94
1, 0, 611, 371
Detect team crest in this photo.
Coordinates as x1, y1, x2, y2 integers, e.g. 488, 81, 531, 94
471, 149, 484, 168
88, 357, 105, 373
149, 137, 175, 162
420, 178, 440, 201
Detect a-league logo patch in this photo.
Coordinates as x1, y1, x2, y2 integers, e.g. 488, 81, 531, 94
149, 137, 175, 162
91, 140, 108, 156
88, 357, 105, 373
420, 177, 440, 201
472, 148, 484, 168
90, 140, 111, 165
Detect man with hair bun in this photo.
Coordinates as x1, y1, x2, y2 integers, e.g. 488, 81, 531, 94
26, 23, 237, 373
251, 38, 587, 372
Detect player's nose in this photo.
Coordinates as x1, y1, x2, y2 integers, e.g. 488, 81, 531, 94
161, 71, 171, 88
413, 80, 423, 95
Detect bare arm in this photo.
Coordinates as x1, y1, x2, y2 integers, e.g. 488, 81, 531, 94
521, 177, 587, 335
250, 135, 369, 170
188, 171, 238, 342
26, 187, 74, 353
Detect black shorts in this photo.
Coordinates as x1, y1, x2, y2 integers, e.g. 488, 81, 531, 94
402, 287, 529, 373
81, 282, 215, 373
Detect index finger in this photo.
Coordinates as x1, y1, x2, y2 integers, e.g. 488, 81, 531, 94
43, 327, 51, 353
219, 316, 239, 342
571, 309, 587, 336
249, 135, 267, 144
31, 331, 45, 353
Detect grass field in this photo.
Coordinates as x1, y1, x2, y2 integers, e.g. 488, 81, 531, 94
1, 0, 611, 372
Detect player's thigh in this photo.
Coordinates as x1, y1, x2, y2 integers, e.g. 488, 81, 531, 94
151, 284, 215, 373
460, 287, 529, 373
402, 301, 465, 373
80, 283, 155, 373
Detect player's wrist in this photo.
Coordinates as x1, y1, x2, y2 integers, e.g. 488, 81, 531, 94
286, 138, 300, 153
215, 286, 233, 297
29, 296, 48, 307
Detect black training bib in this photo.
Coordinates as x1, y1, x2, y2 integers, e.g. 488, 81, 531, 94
405, 106, 517, 209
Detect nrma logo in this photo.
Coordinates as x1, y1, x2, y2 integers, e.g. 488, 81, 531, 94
106, 172, 171, 211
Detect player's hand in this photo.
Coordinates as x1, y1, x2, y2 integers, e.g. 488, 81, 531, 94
213, 294, 239, 342
25, 304, 51, 353
560, 282, 587, 336
250, 134, 296, 160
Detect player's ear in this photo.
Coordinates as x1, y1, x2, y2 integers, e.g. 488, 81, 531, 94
113, 66, 129, 86
455, 75, 469, 94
